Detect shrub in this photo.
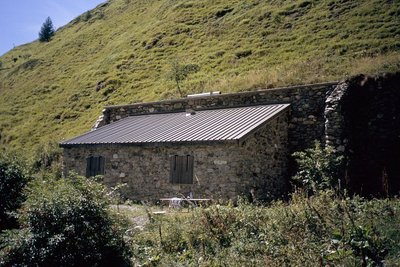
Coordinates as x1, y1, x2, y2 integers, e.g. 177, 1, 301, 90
235, 50, 252, 59
0, 154, 30, 231
292, 141, 344, 195
0, 174, 132, 266
83, 11, 92, 22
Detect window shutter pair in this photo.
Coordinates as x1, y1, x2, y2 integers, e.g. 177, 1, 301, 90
86, 156, 105, 177
170, 155, 193, 184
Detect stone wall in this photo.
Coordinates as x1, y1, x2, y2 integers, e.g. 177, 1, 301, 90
95, 82, 337, 154
324, 81, 348, 151
324, 72, 400, 196
63, 112, 289, 201
239, 111, 289, 200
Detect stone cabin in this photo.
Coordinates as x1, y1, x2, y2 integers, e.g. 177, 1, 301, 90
61, 73, 400, 199
61, 104, 290, 201
61, 81, 337, 201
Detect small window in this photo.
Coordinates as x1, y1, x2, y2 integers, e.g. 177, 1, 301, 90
86, 156, 105, 177
170, 155, 194, 184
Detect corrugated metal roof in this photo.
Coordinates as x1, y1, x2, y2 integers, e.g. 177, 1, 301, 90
60, 104, 289, 147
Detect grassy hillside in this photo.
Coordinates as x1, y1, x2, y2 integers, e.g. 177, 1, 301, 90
0, 0, 399, 156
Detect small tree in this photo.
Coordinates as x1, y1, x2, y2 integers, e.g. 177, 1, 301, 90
167, 60, 200, 97
38, 17, 55, 42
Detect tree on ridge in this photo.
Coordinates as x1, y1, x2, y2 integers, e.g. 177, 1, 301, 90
39, 17, 55, 42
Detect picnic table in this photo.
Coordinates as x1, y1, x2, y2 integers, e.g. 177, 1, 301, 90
159, 197, 212, 209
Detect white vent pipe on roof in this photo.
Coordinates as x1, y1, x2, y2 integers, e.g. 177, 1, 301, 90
187, 91, 221, 98
185, 109, 196, 116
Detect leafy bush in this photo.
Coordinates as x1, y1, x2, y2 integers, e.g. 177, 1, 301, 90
0, 174, 132, 266
292, 141, 344, 194
0, 154, 30, 231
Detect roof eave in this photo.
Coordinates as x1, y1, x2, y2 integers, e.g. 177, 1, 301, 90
60, 139, 239, 149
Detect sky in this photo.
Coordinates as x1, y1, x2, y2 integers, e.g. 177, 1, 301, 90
0, 0, 106, 56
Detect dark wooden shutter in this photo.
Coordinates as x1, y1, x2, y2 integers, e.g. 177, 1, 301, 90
86, 157, 91, 177
182, 155, 194, 184
92, 156, 99, 176
177, 155, 184, 183
98, 156, 105, 175
170, 155, 178, 183
170, 155, 184, 183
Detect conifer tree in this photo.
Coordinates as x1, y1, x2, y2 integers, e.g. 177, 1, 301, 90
38, 17, 55, 42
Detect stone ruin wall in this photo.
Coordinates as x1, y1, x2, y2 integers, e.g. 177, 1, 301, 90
325, 72, 400, 196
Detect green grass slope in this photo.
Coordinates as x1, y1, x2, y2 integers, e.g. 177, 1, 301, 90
0, 0, 399, 156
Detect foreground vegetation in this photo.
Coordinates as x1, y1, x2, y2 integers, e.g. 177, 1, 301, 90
130, 192, 400, 266
0, 0, 399, 157
0, 154, 30, 231
2, 181, 399, 266
0, 168, 131, 266
1, 144, 399, 266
